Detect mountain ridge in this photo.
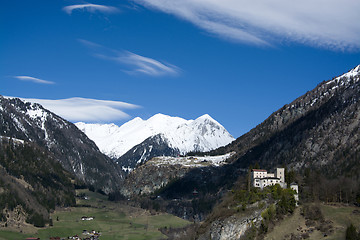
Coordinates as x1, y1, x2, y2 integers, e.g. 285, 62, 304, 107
0, 96, 123, 193
206, 64, 360, 162
76, 113, 235, 160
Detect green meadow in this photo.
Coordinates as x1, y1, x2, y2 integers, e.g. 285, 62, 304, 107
0, 190, 189, 240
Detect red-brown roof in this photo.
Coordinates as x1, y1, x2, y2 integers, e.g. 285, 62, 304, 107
252, 169, 267, 172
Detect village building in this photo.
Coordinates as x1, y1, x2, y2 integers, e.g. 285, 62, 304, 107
252, 168, 286, 189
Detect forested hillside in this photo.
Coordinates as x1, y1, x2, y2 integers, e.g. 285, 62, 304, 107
0, 96, 124, 193
0, 137, 75, 228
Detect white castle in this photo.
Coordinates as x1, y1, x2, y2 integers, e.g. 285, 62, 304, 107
252, 168, 287, 189
252, 167, 299, 205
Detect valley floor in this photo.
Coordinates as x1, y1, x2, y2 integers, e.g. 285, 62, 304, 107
0, 189, 190, 240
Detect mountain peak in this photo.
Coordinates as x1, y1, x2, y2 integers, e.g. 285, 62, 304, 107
148, 113, 184, 123
196, 114, 217, 122
197, 113, 212, 120
337, 64, 360, 80
351, 64, 360, 73
148, 113, 173, 122
150, 113, 169, 119
127, 116, 143, 123
76, 113, 234, 159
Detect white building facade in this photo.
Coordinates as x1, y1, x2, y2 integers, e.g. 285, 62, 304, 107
290, 182, 299, 206
252, 168, 286, 189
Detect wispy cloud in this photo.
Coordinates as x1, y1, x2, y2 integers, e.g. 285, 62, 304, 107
79, 39, 180, 76
16, 97, 140, 123
13, 76, 55, 85
133, 0, 360, 51
63, 3, 119, 15
109, 51, 179, 76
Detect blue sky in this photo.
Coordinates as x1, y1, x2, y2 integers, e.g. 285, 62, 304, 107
1, 0, 360, 138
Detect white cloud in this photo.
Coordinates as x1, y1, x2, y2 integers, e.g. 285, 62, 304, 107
17, 97, 140, 123
13, 76, 55, 85
112, 51, 179, 76
63, 3, 119, 15
79, 39, 180, 76
133, 0, 360, 51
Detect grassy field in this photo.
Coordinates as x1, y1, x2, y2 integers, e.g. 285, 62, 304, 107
320, 204, 360, 240
0, 190, 189, 240
264, 203, 360, 240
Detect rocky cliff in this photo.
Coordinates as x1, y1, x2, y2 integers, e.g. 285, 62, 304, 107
198, 207, 264, 240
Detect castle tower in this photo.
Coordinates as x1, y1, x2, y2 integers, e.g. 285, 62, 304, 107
276, 168, 285, 183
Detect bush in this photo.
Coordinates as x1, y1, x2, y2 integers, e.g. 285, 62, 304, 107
301, 204, 324, 222
26, 212, 46, 228
346, 223, 360, 240
259, 220, 268, 233
108, 191, 126, 201
243, 225, 257, 240
96, 189, 106, 195
276, 190, 296, 215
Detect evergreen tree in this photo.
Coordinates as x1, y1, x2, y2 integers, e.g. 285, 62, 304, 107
346, 224, 359, 240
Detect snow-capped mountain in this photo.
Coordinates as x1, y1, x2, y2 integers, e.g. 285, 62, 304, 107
75, 113, 235, 160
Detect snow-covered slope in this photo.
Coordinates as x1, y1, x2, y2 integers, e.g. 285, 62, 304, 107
75, 113, 234, 159
149, 152, 236, 168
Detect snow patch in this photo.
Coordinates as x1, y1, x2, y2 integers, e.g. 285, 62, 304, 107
0, 136, 25, 145
138, 149, 147, 164
11, 114, 26, 132
80, 162, 84, 175
26, 105, 49, 140
327, 64, 360, 86
122, 166, 134, 172
148, 152, 235, 168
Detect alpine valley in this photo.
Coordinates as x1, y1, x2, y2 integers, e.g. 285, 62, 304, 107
0, 65, 360, 239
